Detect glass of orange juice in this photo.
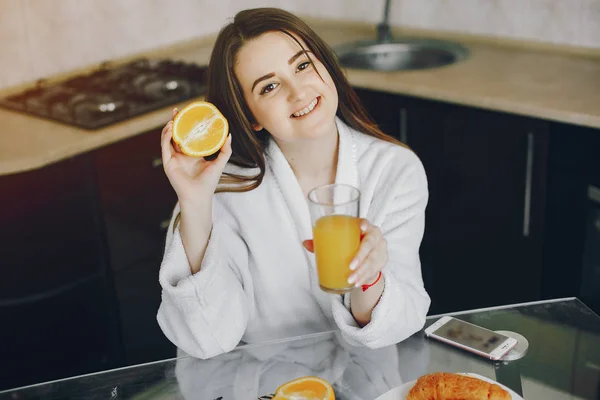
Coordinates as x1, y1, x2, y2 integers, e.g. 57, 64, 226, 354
308, 183, 361, 294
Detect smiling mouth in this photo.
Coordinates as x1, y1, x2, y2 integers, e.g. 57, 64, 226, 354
291, 97, 320, 118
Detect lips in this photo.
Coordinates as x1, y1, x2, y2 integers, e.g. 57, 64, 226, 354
291, 97, 320, 118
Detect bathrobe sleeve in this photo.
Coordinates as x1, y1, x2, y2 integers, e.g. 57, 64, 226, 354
331, 149, 431, 348
156, 201, 254, 359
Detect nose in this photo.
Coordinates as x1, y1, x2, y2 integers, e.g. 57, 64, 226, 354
286, 78, 307, 103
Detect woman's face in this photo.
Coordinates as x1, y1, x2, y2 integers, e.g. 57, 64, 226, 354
234, 31, 339, 144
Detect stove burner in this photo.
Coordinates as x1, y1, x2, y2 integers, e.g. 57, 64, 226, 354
0, 58, 208, 130
136, 75, 194, 100
72, 97, 129, 126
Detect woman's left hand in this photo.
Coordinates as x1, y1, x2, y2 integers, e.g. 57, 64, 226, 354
302, 218, 388, 288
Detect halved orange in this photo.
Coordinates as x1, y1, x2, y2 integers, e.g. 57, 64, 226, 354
273, 376, 335, 400
172, 101, 229, 157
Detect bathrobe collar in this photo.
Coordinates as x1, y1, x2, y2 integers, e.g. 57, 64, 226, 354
265, 117, 359, 241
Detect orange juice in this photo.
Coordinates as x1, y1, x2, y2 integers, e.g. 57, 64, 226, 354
313, 214, 361, 293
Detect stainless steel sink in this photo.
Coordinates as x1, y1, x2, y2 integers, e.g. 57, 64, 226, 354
335, 39, 470, 72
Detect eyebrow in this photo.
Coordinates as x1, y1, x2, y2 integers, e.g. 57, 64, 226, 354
250, 50, 312, 92
288, 49, 310, 65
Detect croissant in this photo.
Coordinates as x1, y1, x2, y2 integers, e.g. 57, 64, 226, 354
406, 372, 511, 400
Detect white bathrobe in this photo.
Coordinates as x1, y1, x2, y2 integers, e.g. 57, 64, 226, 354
157, 117, 431, 359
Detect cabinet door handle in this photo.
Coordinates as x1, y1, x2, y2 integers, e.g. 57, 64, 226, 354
159, 219, 170, 231
152, 157, 163, 168
400, 108, 408, 144
523, 132, 534, 237
588, 185, 600, 204
585, 361, 600, 372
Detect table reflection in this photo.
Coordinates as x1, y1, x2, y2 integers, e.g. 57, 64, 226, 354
1, 298, 599, 400
174, 331, 429, 399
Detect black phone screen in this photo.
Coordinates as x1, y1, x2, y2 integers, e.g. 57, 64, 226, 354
433, 318, 509, 353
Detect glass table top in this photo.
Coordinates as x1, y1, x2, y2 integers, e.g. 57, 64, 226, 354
1, 298, 599, 400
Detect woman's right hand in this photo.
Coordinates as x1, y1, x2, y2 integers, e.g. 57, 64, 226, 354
161, 108, 233, 207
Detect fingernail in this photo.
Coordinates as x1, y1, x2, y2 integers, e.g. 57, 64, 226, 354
173, 107, 178, 112
349, 259, 358, 271
360, 223, 367, 232
348, 274, 356, 284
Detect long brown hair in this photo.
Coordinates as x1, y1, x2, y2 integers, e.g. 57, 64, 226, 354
207, 7, 406, 193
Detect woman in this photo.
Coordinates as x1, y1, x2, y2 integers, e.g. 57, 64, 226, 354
157, 7, 430, 359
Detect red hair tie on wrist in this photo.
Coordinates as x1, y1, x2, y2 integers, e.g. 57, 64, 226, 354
361, 271, 382, 292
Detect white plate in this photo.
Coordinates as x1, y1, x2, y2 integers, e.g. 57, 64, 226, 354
374, 372, 524, 400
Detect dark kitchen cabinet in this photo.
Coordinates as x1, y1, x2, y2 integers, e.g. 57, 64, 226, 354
94, 129, 177, 366
355, 88, 549, 313
542, 123, 600, 314
354, 89, 436, 299
415, 102, 549, 313
0, 155, 121, 390
353, 89, 408, 142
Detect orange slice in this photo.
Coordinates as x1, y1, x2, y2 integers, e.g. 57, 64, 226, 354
273, 376, 335, 400
172, 101, 229, 157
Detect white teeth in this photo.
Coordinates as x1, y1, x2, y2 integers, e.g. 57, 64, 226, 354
293, 98, 318, 117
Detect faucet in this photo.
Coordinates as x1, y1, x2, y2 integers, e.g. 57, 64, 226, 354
376, 0, 393, 43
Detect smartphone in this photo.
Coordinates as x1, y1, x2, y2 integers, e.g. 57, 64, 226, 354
424, 316, 518, 361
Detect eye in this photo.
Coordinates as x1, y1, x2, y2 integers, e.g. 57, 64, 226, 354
296, 61, 311, 72
260, 82, 278, 95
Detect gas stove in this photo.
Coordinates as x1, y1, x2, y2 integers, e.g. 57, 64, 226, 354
0, 58, 208, 130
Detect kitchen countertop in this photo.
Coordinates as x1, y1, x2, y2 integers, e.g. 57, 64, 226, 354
1, 18, 600, 176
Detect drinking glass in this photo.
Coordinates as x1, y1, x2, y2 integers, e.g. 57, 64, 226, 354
308, 184, 361, 293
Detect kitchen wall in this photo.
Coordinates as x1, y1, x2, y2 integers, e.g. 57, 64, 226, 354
387, 0, 600, 49
0, 0, 598, 90
302, 0, 600, 51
